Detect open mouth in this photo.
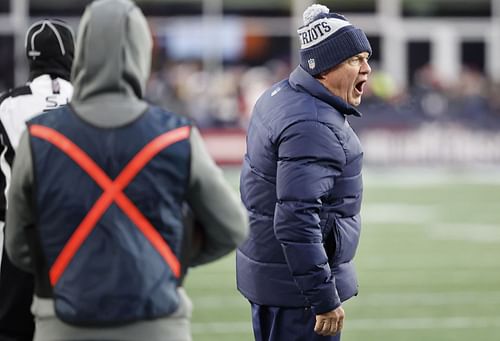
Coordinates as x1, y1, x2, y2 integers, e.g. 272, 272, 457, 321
354, 80, 366, 95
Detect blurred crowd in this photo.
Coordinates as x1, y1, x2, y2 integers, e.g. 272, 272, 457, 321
146, 59, 290, 129
146, 60, 500, 133
354, 64, 500, 133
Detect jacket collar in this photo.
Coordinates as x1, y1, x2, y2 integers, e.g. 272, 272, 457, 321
288, 66, 362, 117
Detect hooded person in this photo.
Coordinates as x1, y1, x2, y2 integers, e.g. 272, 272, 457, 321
5, 0, 248, 340
0, 18, 74, 341
236, 4, 371, 341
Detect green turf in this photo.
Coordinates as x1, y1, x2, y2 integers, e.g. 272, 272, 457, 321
184, 167, 500, 341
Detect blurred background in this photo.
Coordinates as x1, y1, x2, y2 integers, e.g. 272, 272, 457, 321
2, 0, 500, 165
1, 0, 500, 340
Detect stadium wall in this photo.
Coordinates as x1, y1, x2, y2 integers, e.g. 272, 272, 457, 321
201, 127, 500, 166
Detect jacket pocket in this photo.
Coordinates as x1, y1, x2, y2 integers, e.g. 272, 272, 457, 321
321, 214, 336, 265
332, 214, 361, 265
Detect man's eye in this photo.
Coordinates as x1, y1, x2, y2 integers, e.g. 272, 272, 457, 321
348, 56, 369, 66
348, 58, 361, 65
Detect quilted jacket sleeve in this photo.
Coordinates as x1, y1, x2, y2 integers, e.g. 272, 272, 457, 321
274, 120, 346, 314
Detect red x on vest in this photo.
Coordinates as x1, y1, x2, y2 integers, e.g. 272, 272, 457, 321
29, 124, 191, 286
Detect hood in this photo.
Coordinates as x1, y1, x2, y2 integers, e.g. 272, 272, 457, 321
70, 0, 152, 126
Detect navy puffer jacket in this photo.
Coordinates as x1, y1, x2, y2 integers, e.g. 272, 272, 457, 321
237, 66, 363, 315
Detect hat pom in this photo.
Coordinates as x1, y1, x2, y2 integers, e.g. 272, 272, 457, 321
303, 4, 330, 25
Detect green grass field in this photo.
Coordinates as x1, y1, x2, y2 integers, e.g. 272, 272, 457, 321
184, 167, 500, 341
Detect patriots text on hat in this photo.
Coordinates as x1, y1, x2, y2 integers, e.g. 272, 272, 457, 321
297, 3, 372, 75
298, 18, 351, 49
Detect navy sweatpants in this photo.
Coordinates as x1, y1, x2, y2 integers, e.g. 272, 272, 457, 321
251, 303, 341, 341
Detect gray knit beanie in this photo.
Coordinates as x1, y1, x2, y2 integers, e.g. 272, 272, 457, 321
298, 4, 372, 75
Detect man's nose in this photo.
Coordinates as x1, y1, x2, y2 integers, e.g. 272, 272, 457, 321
361, 60, 371, 75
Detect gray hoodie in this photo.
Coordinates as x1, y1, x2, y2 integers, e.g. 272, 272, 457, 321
70, 0, 151, 127
6, 0, 248, 340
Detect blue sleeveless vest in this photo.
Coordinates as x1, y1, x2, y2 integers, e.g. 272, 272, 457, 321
28, 105, 191, 326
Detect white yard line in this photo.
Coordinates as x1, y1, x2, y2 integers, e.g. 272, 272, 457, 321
191, 316, 500, 334
361, 203, 500, 243
191, 321, 252, 334
354, 292, 500, 306
360, 257, 500, 270
361, 203, 438, 224
363, 168, 500, 187
192, 291, 500, 309
221, 166, 500, 186
428, 223, 500, 242
348, 316, 500, 330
